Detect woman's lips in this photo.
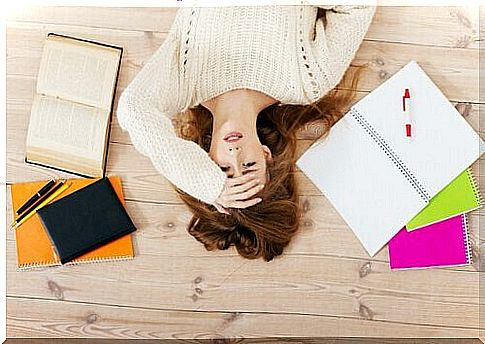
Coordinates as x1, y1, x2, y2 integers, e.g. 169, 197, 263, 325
223, 132, 243, 143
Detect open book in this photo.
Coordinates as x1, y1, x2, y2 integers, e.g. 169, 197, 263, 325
297, 60, 484, 256
25, 33, 123, 177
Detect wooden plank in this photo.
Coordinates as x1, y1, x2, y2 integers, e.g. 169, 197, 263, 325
7, 297, 478, 338
5, 204, 479, 330
368, 6, 479, 49
7, 6, 480, 49
6, 7, 178, 33
6, 21, 480, 103
5, 249, 478, 329
349, 42, 478, 104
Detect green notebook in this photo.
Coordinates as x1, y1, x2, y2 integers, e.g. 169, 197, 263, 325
406, 168, 481, 231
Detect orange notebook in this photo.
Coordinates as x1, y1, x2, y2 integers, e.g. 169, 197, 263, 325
11, 176, 135, 270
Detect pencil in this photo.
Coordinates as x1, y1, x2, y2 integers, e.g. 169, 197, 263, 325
15, 180, 66, 224
11, 181, 72, 230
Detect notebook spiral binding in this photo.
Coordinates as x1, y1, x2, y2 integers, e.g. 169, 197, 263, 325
350, 108, 431, 203
466, 168, 483, 207
17, 261, 62, 271
17, 255, 134, 271
461, 213, 473, 265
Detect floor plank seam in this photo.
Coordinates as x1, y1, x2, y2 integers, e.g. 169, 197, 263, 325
6, 295, 479, 331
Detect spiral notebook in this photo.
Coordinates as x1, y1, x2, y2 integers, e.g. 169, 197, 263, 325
389, 214, 471, 270
297, 60, 484, 256
37, 177, 136, 264
11, 176, 135, 270
406, 168, 482, 231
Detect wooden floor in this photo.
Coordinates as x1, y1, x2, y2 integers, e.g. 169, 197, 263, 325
5, 5, 483, 340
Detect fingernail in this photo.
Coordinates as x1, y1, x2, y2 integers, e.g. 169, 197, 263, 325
257, 198, 262, 202
259, 184, 264, 188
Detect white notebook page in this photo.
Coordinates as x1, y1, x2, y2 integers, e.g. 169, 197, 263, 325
297, 111, 427, 256
353, 60, 482, 199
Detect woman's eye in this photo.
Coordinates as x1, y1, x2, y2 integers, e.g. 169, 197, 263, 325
220, 166, 230, 172
243, 162, 256, 168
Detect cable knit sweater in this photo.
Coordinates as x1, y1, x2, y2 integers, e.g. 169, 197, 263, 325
117, 4, 376, 204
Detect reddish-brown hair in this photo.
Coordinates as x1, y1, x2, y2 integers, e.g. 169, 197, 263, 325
173, 65, 365, 261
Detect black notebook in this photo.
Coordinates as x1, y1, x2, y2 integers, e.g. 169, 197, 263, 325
37, 177, 136, 264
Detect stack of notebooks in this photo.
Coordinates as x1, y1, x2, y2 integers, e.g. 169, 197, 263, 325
10, 176, 136, 270
297, 60, 483, 270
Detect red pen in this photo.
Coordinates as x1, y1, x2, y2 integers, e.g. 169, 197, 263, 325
402, 88, 413, 139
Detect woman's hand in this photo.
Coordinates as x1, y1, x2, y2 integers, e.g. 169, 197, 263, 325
212, 173, 264, 215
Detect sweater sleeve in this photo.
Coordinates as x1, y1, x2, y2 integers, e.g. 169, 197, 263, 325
313, 5, 376, 89
116, 30, 227, 205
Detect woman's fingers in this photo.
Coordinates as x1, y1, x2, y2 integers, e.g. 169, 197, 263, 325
227, 183, 264, 201
214, 173, 264, 211
213, 202, 230, 215
226, 197, 262, 209
226, 172, 257, 187
226, 177, 261, 195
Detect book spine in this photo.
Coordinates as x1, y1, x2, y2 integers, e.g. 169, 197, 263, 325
102, 45, 123, 178
466, 168, 483, 207
36, 209, 65, 263
350, 108, 431, 202
24, 157, 96, 179
461, 213, 473, 265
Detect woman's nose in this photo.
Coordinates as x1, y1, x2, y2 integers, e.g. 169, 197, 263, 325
227, 147, 243, 177
228, 146, 241, 154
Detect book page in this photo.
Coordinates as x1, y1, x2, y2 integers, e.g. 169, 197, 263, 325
37, 35, 121, 110
26, 94, 109, 163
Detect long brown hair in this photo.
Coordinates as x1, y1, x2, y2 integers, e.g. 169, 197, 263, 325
173, 65, 366, 261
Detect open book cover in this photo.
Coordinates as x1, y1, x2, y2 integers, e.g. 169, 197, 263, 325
389, 214, 471, 270
296, 60, 483, 256
25, 33, 123, 178
10, 176, 135, 270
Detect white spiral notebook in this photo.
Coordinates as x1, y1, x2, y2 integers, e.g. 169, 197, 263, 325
297, 60, 484, 256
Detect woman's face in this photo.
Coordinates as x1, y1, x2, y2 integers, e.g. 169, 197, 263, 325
209, 127, 272, 183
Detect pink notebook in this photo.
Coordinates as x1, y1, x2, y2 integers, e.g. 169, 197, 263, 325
388, 214, 472, 270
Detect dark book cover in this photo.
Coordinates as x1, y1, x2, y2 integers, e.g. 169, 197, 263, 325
37, 177, 136, 264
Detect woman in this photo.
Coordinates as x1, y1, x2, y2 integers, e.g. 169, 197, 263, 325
117, 4, 376, 261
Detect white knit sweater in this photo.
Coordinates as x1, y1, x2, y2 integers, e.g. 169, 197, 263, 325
117, 5, 376, 204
